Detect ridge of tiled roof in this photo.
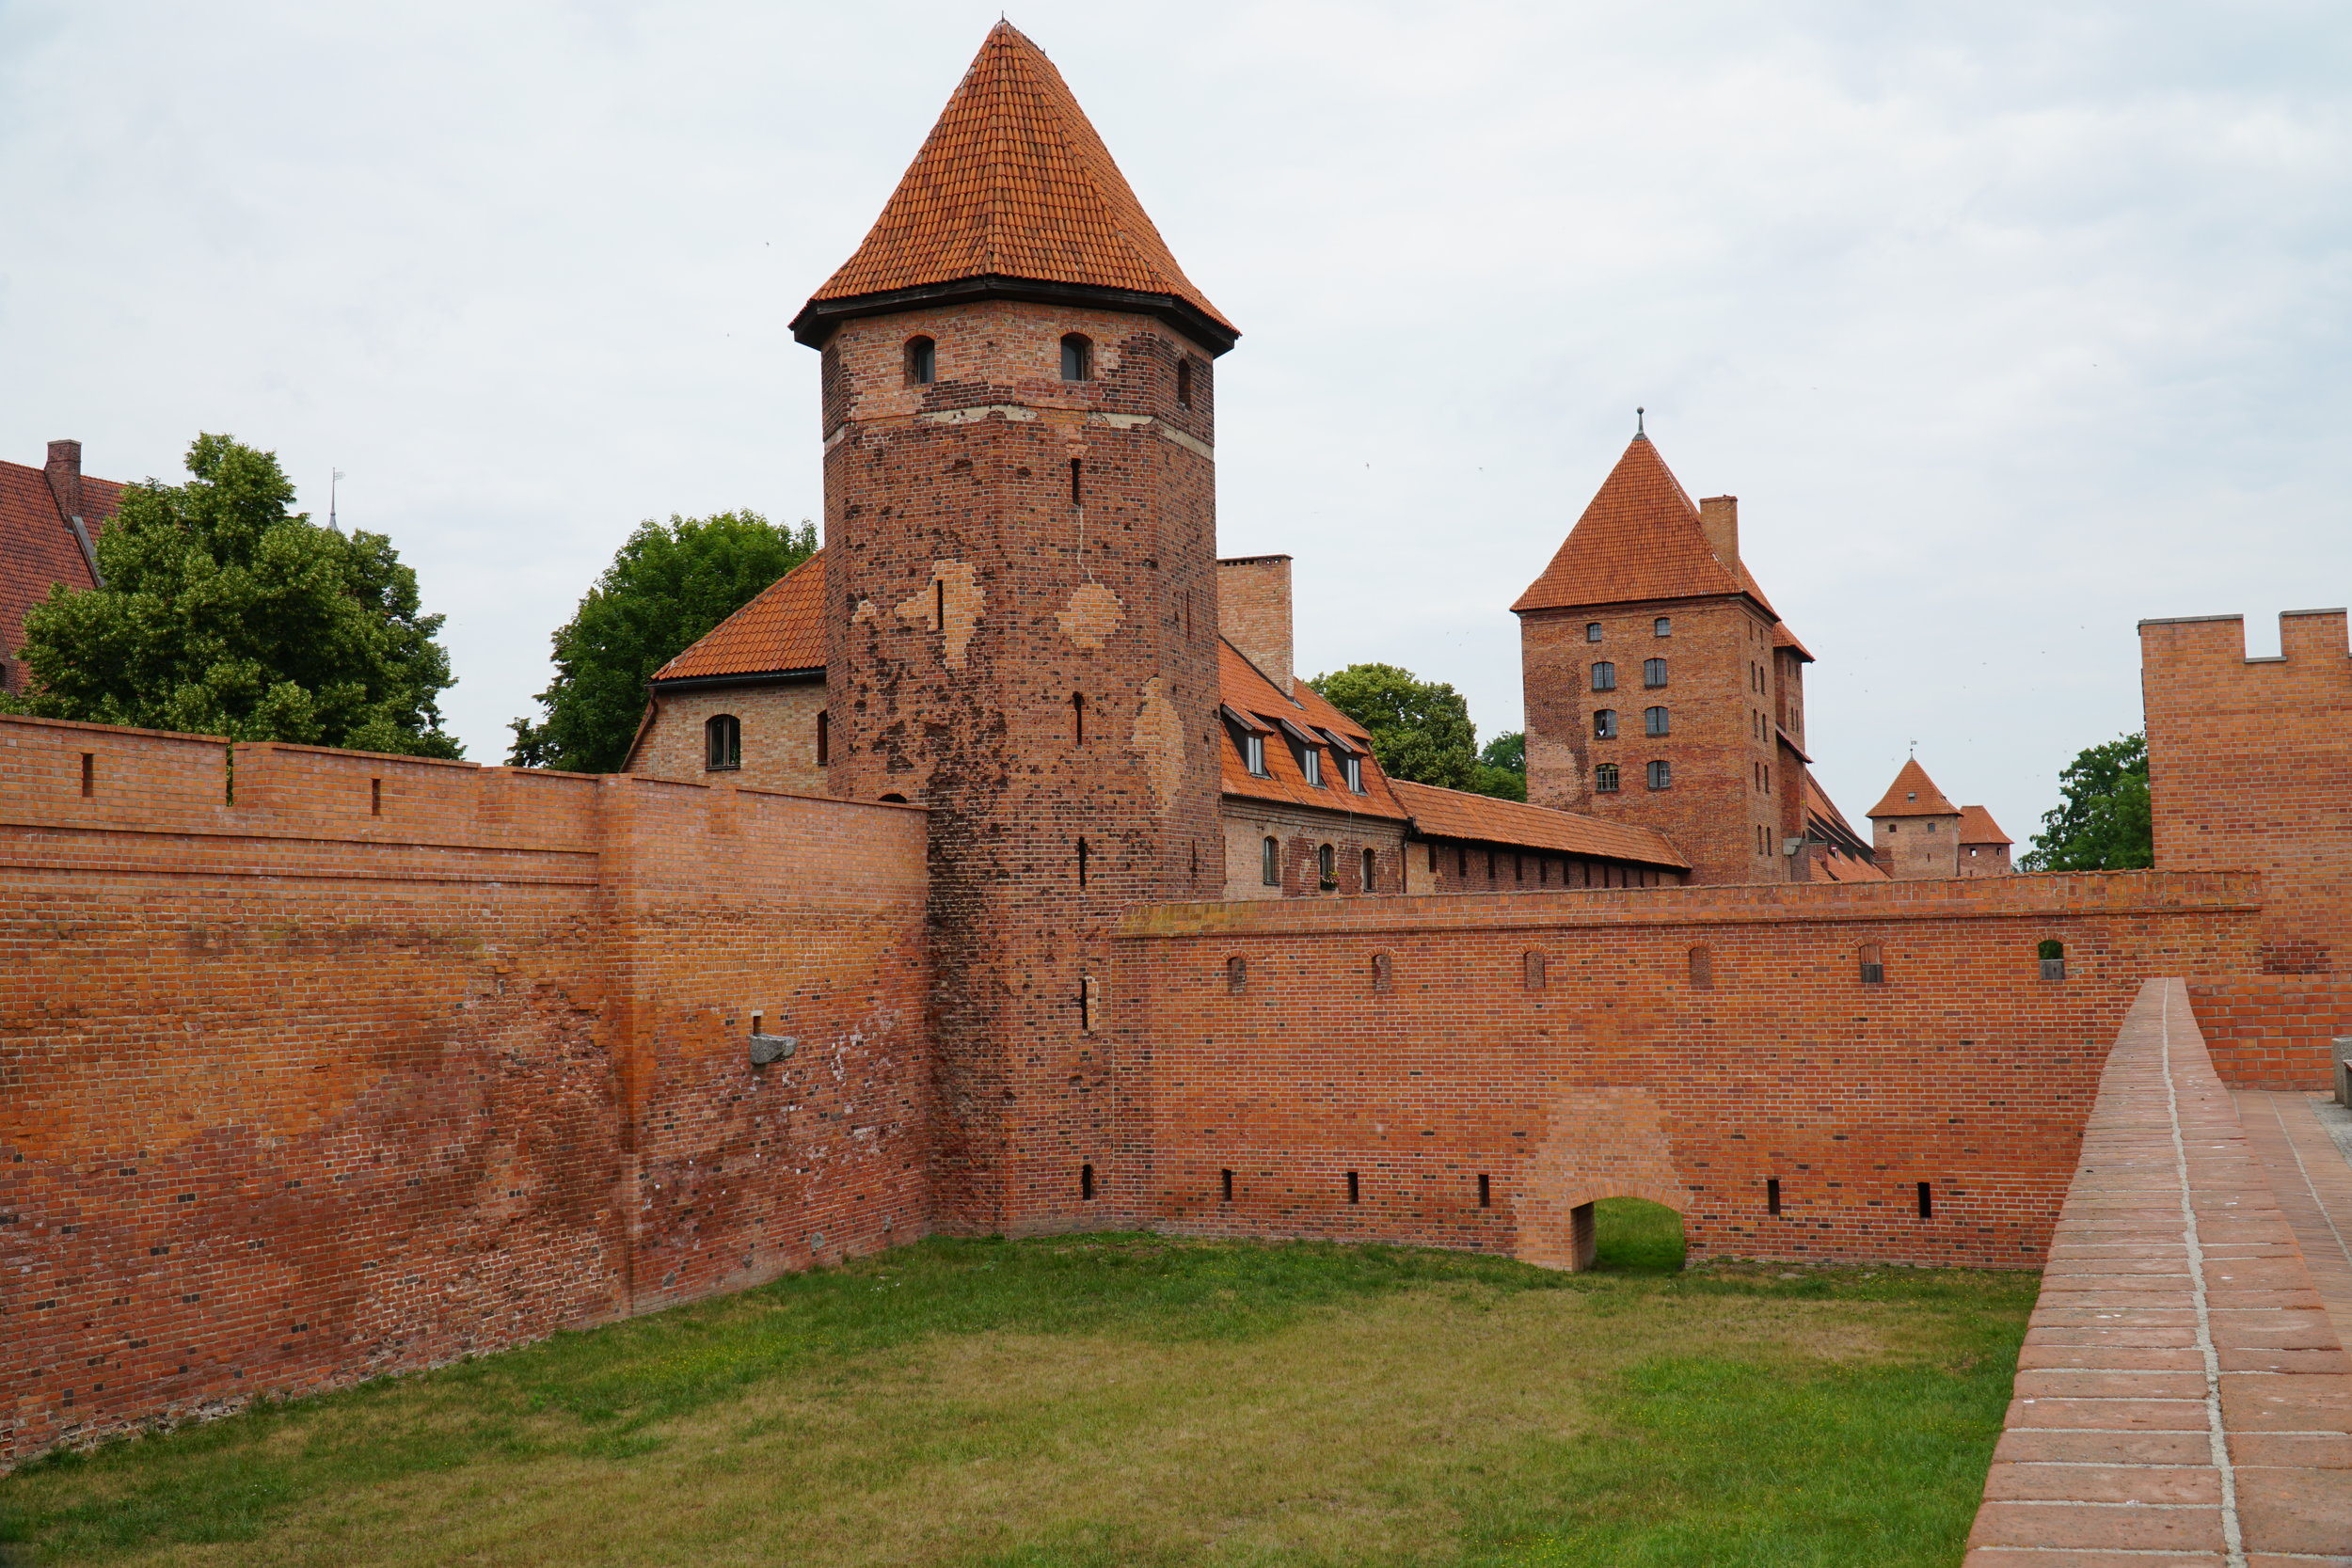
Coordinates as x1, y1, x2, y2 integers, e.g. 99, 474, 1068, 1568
1867, 757, 1959, 818
1513, 436, 1748, 613
1387, 778, 1690, 869
793, 22, 1234, 352
653, 552, 827, 683
1957, 803, 2012, 846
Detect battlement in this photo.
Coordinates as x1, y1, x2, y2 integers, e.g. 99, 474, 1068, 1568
2139, 607, 2352, 679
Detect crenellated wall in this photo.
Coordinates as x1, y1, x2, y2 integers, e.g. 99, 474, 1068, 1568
0, 716, 930, 1465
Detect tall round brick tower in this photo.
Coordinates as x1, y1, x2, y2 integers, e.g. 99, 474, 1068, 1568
788, 23, 1236, 1235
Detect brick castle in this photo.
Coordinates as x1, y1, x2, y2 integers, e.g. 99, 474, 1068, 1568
5, 22, 2347, 1466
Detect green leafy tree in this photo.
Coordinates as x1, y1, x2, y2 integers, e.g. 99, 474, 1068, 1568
1476, 729, 1527, 802
4, 434, 461, 756
1309, 662, 1496, 793
509, 512, 818, 772
2021, 733, 2153, 871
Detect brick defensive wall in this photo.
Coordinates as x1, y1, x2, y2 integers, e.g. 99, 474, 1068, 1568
0, 715, 930, 1466
2143, 607, 2352, 1087
1110, 873, 2261, 1271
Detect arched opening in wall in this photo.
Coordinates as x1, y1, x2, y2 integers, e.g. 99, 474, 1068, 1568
1584, 1197, 1687, 1275
2038, 938, 2067, 980
904, 335, 936, 385
1060, 333, 1093, 381
705, 714, 740, 771
1361, 847, 1376, 892
1261, 835, 1280, 887
1317, 843, 1337, 890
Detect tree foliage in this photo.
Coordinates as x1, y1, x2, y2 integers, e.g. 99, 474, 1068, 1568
2021, 732, 2153, 871
508, 512, 818, 773
1309, 663, 1520, 800
3, 434, 461, 756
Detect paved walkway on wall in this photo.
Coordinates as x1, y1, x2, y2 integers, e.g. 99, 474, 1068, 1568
2234, 1089, 2352, 1356
1965, 977, 2352, 1567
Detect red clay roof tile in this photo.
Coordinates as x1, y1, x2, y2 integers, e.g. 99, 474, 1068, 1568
1513, 436, 1742, 613
0, 458, 121, 687
1957, 804, 2012, 846
799, 23, 1232, 344
1217, 639, 1408, 821
653, 551, 827, 682
1386, 778, 1689, 869
1867, 757, 1959, 818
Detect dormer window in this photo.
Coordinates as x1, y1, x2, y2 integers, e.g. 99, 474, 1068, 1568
1060, 333, 1093, 381
1245, 733, 1267, 777
1300, 744, 1323, 787
905, 336, 936, 385
1343, 753, 1363, 793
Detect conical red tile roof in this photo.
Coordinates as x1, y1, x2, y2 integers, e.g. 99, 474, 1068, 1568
1512, 436, 1752, 613
792, 23, 1234, 351
1867, 758, 1959, 819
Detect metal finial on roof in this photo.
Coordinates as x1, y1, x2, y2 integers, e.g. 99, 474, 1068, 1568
328, 468, 343, 533
1635, 406, 1645, 437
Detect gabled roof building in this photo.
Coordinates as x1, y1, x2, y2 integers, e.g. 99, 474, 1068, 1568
0, 440, 122, 693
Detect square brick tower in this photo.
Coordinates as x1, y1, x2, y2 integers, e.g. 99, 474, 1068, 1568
1867, 757, 1964, 879
788, 23, 1235, 1235
1515, 432, 1814, 884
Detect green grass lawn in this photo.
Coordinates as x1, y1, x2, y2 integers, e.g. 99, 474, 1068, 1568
0, 1202, 2032, 1568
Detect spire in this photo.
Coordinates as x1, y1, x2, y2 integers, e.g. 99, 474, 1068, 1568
1867, 758, 1959, 819
791, 22, 1236, 354
1513, 436, 1744, 612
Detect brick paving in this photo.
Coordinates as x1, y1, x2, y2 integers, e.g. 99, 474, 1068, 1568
2234, 1089, 2352, 1355
1966, 977, 2352, 1566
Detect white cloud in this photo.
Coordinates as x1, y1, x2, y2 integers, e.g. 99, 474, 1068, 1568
3, 0, 2346, 847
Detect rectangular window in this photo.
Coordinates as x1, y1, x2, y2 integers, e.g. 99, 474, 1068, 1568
80, 752, 94, 797
1594, 708, 1616, 739
1595, 762, 1620, 793
1300, 745, 1322, 786
1261, 835, 1279, 887
1346, 1170, 1360, 1204
816, 709, 831, 765
1916, 1181, 1933, 1219
1590, 661, 1616, 691
1644, 657, 1668, 689
1767, 1178, 1782, 1216
1645, 705, 1669, 736
1478, 1174, 1492, 1209
1244, 733, 1267, 777
1646, 759, 1672, 790
1343, 753, 1363, 793
1221, 1168, 1233, 1202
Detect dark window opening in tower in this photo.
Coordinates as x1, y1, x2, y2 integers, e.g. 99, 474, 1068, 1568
905, 336, 936, 385
1176, 358, 1193, 408
1060, 333, 1092, 380
705, 714, 740, 771
934, 578, 946, 631
816, 710, 830, 766
1070, 458, 1082, 506
1072, 691, 1086, 743
1076, 837, 1089, 888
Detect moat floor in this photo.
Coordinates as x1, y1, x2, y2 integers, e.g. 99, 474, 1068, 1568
2, 1209, 2034, 1568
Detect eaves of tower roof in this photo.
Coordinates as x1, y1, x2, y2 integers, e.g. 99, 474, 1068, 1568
653, 551, 827, 684
1867, 757, 1960, 819
1958, 804, 2012, 847
792, 22, 1235, 354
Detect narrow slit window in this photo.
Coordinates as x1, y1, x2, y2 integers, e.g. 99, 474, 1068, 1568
934, 578, 946, 631
79, 752, 94, 798
1072, 691, 1086, 743
1079, 974, 1100, 1034
1220, 1168, 1233, 1202
705, 714, 741, 770
370, 778, 382, 816
1916, 1180, 1932, 1218
1076, 837, 1089, 888
1060, 333, 1092, 381
1262, 835, 1280, 886
1176, 358, 1193, 408
904, 335, 936, 385
1477, 1173, 1492, 1209
1317, 843, 1337, 889
816, 710, 830, 766
1081, 1164, 1096, 1201
1069, 457, 1082, 506
1345, 1170, 1360, 1205
1767, 1178, 1782, 1215
1361, 847, 1376, 891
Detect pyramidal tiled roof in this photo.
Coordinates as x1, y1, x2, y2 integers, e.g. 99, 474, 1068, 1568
1513, 436, 1755, 613
1867, 757, 1960, 819
1958, 804, 2012, 846
792, 23, 1233, 350
653, 552, 827, 682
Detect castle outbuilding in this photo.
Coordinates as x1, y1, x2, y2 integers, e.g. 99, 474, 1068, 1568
1866, 756, 2013, 880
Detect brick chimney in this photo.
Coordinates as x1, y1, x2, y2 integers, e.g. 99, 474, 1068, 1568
1698, 495, 1738, 572
45, 438, 84, 522
1217, 553, 1293, 696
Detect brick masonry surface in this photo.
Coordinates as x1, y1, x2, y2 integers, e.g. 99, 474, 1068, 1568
1111, 874, 2262, 1270
0, 715, 930, 1465
1965, 977, 2352, 1565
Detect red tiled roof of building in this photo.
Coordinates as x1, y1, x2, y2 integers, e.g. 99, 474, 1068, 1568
1813, 843, 1890, 882
1513, 436, 1743, 613
796, 23, 1232, 346
1958, 804, 2012, 846
1218, 639, 1407, 821
1867, 757, 1959, 819
0, 454, 123, 689
1804, 771, 1887, 881
653, 551, 827, 682
1387, 778, 1689, 869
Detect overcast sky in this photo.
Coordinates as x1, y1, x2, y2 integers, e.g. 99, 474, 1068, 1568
5, 1, 2346, 845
